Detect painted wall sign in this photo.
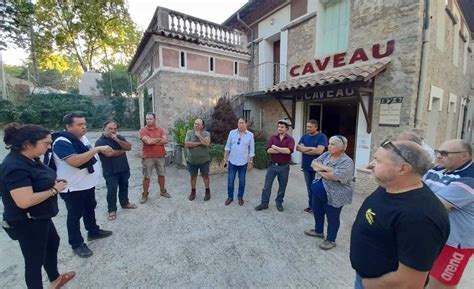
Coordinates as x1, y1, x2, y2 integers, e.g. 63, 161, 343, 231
379, 96, 403, 126
294, 86, 356, 101
289, 40, 395, 78
139, 63, 152, 83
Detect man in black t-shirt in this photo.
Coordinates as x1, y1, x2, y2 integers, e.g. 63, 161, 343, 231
350, 140, 449, 289
95, 120, 136, 221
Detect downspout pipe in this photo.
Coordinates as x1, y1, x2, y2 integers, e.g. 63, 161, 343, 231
236, 12, 254, 64
414, 0, 430, 128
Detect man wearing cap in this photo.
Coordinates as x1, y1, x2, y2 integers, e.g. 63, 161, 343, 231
255, 119, 295, 212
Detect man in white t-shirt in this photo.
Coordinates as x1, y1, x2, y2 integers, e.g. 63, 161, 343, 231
52, 112, 113, 258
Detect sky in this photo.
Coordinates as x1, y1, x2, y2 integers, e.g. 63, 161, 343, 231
2, 0, 248, 66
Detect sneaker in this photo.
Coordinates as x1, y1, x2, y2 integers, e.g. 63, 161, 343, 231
140, 192, 149, 204
303, 207, 312, 213
319, 240, 337, 250
255, 204, 269, 211
87, 229, 113, 241
304, 229, 325, 239
73, 243, 93, 258
276, 203, 284, 212
160, 189, 171, 198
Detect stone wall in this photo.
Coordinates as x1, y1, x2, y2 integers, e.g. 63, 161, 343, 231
286, 14, 316, 79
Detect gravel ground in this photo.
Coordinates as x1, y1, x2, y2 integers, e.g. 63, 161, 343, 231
0, 131, 473, 289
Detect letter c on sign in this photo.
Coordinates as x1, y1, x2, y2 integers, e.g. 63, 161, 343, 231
290, 65, 301, 77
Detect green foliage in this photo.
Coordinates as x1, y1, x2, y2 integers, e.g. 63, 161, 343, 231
4, 65, 28, 79
209, 97, 238, 144
33, 0, 142, 72
254, 141, 270, 169
97, 64, 137, 97
2, 93, 139, 130
173, 117, 196, 146
0, 1, 33, 50
209, 143, 225, 162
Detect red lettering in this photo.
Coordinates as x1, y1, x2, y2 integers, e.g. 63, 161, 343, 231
333, 53, 346, 68
302, 62, 315, 75
315, 56, 330, 71
349, 48, 369, 64
372, 40, 395, 58
290, 65, 301, 77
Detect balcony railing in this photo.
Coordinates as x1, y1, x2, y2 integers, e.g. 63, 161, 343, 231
150, 7, 247, 50
243, 62, 287, 92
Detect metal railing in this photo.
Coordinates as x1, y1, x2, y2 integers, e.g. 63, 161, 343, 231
242, 62, 287, 92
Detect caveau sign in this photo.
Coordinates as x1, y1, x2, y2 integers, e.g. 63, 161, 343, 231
289, 40, 395, 77
295, 86, 355, 101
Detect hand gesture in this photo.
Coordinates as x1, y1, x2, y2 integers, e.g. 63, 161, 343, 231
110, 133, 119, 141
54, 180, 68, 192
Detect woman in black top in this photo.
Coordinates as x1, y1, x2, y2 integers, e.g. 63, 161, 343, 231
0, 123, 75, 289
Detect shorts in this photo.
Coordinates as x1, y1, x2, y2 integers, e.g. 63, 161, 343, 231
430, 244, 473, 286
142, 157, 166, 177
187, 162, 210, 176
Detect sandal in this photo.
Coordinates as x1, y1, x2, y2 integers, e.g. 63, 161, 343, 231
52, 271, 76, 289
123, 203, 137, 209
107, 212, 117, 221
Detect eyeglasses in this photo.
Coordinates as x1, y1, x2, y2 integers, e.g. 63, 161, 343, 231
237, 137, 241, 145
434, 150, 468, 157
380, 139, 411, 164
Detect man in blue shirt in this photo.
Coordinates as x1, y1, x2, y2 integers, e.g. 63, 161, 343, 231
296, 119, 327, 212
224, 118, 255, 206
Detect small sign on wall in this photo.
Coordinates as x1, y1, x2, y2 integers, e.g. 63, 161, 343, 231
379, 97, 403, 126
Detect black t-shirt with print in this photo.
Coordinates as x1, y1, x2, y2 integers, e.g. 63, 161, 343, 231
350, 184, 450, 278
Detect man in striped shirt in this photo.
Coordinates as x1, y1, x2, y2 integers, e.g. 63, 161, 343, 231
423, 139, 474, 289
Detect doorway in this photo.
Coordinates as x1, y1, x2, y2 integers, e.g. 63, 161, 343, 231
306, 100, 358, 158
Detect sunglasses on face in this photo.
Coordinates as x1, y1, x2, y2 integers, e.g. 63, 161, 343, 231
434, 150, 467, 157
380, 139, 411, 164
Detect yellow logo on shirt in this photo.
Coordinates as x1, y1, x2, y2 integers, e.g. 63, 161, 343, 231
365, 208, 376, 225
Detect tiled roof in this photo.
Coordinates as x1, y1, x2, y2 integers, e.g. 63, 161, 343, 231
266, 57, 391, 93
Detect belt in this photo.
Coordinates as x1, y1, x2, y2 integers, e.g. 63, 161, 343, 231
272, 162, 288, 166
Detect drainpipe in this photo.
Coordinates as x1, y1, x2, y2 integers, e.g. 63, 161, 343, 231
236, 13, 254, 64
414, 0, 430, 128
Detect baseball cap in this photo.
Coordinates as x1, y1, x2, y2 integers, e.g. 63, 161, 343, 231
278, 119, 291, 126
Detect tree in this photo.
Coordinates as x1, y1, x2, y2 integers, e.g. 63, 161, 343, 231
96, 64, 137, 97
4, 64, 27, 79
209, 97, 239, 144
33, 0, 142, 72
0, 0, 33, 50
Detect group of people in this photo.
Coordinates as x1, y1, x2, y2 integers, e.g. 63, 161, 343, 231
0, 111, 473, 289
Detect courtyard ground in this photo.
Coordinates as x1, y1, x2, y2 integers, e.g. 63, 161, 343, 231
0, 131, 472, 288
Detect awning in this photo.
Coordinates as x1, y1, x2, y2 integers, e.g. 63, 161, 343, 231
267, 57, 391, 93
258, 58, 391, 133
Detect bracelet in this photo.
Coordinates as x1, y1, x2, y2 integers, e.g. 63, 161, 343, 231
51, 187, 59, 196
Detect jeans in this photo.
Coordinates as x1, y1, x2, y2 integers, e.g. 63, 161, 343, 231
261, 163, 290, 205
227, 162, 248, 199
303, 169, 316, 207
355, 272, 364, 289
311, 179, 343, 242
15, 219, 60, 288
61, 187, 100, 249
104, 171, 131, 212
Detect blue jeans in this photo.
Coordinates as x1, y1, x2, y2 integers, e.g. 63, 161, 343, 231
60, 187, 100, 249
303, 169, 316, 207
261, 163, 290, 205
227, 162, 248, 199
104, 171, 131, 213
311, 179, 342, 242
355, 272, 364, 289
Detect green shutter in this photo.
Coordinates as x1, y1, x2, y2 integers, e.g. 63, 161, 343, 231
317, 0, 350, 56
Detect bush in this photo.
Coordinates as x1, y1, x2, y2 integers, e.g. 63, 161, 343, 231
209, 143, 225, 162
173, 117, 196, 146
254, 141, 270, 169
0, 99, 16, 123
209, 97, 238, 144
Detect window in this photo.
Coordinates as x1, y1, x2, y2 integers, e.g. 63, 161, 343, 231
243, 109, 251, 121
316, 0, 350, 56
210, 57, 214, 72
234, 61, 239, 75
180, 51, 186, 67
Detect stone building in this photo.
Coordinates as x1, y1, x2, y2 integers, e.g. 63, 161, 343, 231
222, 0, 473, 170
128, 7, 250, 131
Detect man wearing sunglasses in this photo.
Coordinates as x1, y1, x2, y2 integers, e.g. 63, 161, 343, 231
423, 139, 474, 289
350, 140, 449, 289
223, 118, 255, 206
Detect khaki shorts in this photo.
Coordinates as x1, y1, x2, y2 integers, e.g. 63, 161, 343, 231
142, 157, 166, 177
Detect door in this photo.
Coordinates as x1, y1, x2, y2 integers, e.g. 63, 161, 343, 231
273, 40, 280, 85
